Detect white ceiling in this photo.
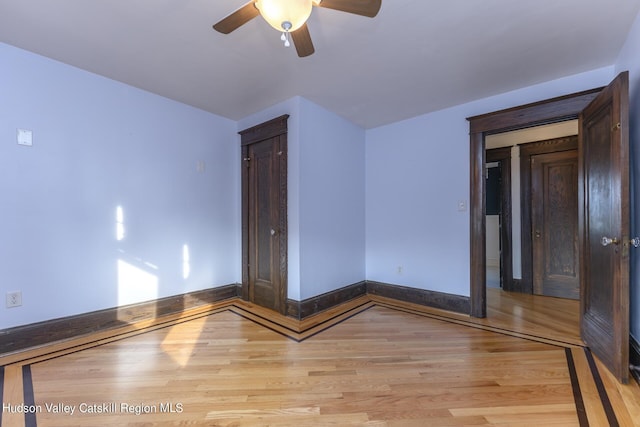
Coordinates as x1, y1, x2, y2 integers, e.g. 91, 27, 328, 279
1, 0, 639, 129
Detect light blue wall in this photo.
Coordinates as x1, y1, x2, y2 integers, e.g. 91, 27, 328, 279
615, 10, 640, 342
298, 98, 365, 299
237, 97, 366, 301
365, 106, 471, 295
0, 42, 239, 329
365, 67, 615, 298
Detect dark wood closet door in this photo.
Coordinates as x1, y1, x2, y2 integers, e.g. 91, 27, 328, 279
240, 116, 288, 315
531, 150, 579, 299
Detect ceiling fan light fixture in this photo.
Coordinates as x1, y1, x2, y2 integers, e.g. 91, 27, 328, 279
255, 0, 313, 32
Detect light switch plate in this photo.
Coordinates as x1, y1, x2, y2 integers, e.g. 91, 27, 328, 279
6, 291, 22, 308
17, 128, 33, 146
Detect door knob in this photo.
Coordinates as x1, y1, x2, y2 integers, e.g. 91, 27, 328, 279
630, 237, 640, 248
601, 236, 619, 246
270, 228, 276, 236
534, 230, 541, 238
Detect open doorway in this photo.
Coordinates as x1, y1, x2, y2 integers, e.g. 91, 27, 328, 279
484, 122, 578, 296
485, 160, 502, 288
467, 88, 601, 318
485, 148, 512, 291
468, 74, 631, 383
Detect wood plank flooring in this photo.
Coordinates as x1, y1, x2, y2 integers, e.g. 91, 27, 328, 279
1, 290, 639, 426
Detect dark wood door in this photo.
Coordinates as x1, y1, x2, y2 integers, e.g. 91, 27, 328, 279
240, 116, 288, 315
531, 150, 579, 299
579, 72, 629, 383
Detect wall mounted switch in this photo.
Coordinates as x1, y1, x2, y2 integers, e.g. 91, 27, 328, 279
17, 129, 33, 146
6, 291, 22, 308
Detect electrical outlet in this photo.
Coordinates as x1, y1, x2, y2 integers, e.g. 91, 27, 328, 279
6, 291, 22, 308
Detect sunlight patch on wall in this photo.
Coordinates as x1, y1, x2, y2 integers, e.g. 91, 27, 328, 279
117, 259, 158, 307
116, 205, 125, 241
182, 244, 191, 280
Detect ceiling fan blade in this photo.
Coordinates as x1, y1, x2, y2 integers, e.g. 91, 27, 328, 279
315, 0, 381, 18
291, 23, 315, 57
213, 1, 260, 34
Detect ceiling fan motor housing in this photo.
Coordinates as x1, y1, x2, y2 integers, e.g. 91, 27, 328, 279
255, 0, 313, 32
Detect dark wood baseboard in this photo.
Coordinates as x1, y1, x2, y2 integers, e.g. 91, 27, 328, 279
366, 281, 471, 314
285, 281, 469, 320
286, 281, 367, 319
631, 335, 640, 385
3, 281, 472, 355
0, 284, 239, 356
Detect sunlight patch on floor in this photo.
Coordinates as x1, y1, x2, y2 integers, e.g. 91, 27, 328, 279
160, 315, 208, 367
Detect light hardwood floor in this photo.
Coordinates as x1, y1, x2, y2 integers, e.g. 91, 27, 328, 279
1, 290, 639, 426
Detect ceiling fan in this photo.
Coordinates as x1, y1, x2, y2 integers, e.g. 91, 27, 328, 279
213, 0, 382, 57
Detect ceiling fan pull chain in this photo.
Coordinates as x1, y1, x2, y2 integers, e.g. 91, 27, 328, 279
282, 31, 291, 47
280, 21, 292, 48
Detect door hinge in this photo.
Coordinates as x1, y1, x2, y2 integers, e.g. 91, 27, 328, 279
243, 157, 251, 167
